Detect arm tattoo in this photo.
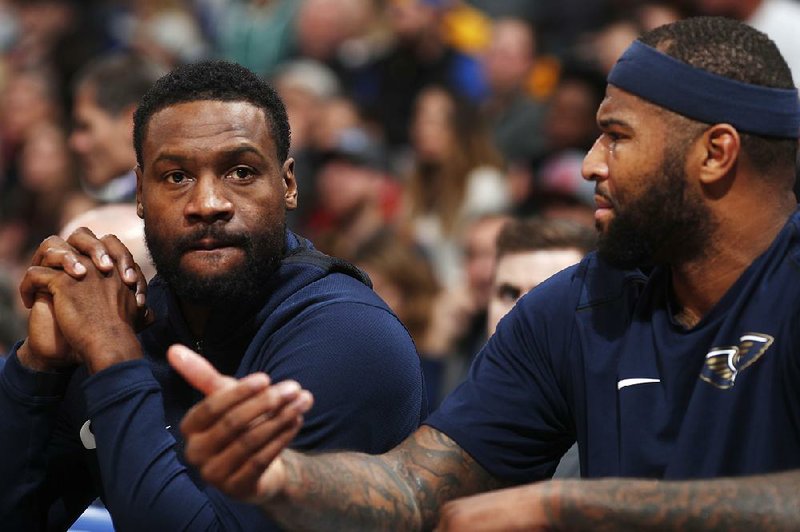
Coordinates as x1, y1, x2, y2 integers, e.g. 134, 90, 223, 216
265, 426, 507, 531
543, 470, 800, 531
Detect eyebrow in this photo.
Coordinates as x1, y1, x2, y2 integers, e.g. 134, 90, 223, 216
597, 117, 632, 129
152, 145, 268, 166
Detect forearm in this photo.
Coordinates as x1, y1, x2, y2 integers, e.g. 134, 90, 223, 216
0, 349, 73, 527
84, 361, 233, 529
263, 427, 506, 531
545, 471, 800, 531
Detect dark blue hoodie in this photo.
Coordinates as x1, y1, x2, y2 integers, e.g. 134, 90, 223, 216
0, 232, 426, 531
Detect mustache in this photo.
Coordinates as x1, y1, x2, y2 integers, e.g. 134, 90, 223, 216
594, 187, 619, 209
174, 225, 250, 251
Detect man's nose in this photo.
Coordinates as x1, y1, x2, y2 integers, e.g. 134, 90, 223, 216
184, 177, 234, 223
582, 137, 609, 183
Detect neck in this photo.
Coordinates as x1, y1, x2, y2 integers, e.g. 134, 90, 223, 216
669, 192, 795, 326
178, 300, 212, 338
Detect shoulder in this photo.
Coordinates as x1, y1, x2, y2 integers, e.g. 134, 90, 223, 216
514, 252, 646, 322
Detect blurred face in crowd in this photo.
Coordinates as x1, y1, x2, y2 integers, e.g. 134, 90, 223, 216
312, 98, 362, 151
464, 215, 509, 310
483, 18, 535, 95
316, 158, 382, 221
20, 123, 74, 194
388, 0, 437, 41
1, 71, 58, 144
411, 87, 455, 163
136, 99, 297, 305
487, 248, 584, 335
70, 82, 138, 189
545, 79, 600, 151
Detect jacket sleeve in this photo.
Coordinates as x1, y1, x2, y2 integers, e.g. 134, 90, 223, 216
0, 347, 94, 530
80, 359, 273, 531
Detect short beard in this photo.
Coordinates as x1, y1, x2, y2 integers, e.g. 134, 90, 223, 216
597, 146, 716, 270
145, 220, 286, 306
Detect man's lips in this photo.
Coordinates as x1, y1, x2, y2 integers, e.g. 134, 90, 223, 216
188, 238, 236, 251
594, 194, 613, 209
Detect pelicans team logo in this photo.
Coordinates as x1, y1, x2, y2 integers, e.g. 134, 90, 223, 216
700, 333, 773, 389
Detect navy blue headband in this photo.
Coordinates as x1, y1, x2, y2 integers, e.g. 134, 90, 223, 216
608, 40, 800, 138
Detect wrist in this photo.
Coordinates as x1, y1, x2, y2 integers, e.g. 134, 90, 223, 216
17, 339, 76, 373
81, 325, 143, 374
255, 450, 292, 506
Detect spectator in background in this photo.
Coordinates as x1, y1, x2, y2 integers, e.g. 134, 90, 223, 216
480, 17, 547, 164
9, 0, 101, 112
0, 67, 68, 266
119, 0, 210, 68
404, 85, 508, 285
487, 217, 595, 336
541, 64, 606, 156
214, 0, 299, 79
487, 217, 596, 477
18, 121, 94, 255
353, 0, 485, 148
633, 1, 684, 32
272, 59, 346, 226
527, 152, 598, 228
69, 53, 164, 203
580, 18, 641, 74
424, 213, 509, 404
309, 128, 397, 261
0, 66, 62, 185
294, 0, 377, 65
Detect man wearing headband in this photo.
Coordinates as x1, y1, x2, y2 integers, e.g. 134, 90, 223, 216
170, 17, 800, 529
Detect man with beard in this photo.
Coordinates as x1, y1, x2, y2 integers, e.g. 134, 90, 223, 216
170, 16, 800, 530
0, 61, 426, 530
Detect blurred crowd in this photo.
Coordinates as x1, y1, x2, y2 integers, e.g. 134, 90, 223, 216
1, 0, 799, 404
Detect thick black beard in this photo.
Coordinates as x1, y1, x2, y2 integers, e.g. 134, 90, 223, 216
597, 149, 716, 270
145, 220, 286, 306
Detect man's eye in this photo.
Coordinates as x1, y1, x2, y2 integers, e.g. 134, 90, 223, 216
166, 172, 188, 184
229, 167, 254, 180
497, 285, 521, 302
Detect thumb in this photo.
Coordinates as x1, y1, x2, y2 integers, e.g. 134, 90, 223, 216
167, 343, 234, 395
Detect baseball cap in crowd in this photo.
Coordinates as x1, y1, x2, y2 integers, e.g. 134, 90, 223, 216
535, 150, 595, 207
322, 127, 388, 172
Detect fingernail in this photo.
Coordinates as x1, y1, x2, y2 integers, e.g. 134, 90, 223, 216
296, 391, 313, 409
277, 381, 300, 397
247, 373, 270, 389
100, 254, 112, 267
171, 344, 188, 360
125, 268, 136, 281
136, 293, 146, 306
74, 262, 87, 274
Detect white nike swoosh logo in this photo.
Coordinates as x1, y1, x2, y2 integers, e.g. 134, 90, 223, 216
617, 378, 661, 390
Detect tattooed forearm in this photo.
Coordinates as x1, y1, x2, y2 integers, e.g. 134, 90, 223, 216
263, 426, 507, 531
544, 470, 800, 531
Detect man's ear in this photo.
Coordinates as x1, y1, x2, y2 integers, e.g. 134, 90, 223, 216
135, 165, 144, 219
697, 123, 740, 186
282, 158, 298, 211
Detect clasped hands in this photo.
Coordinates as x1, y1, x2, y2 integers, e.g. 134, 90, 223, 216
17, 227, 149, 374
